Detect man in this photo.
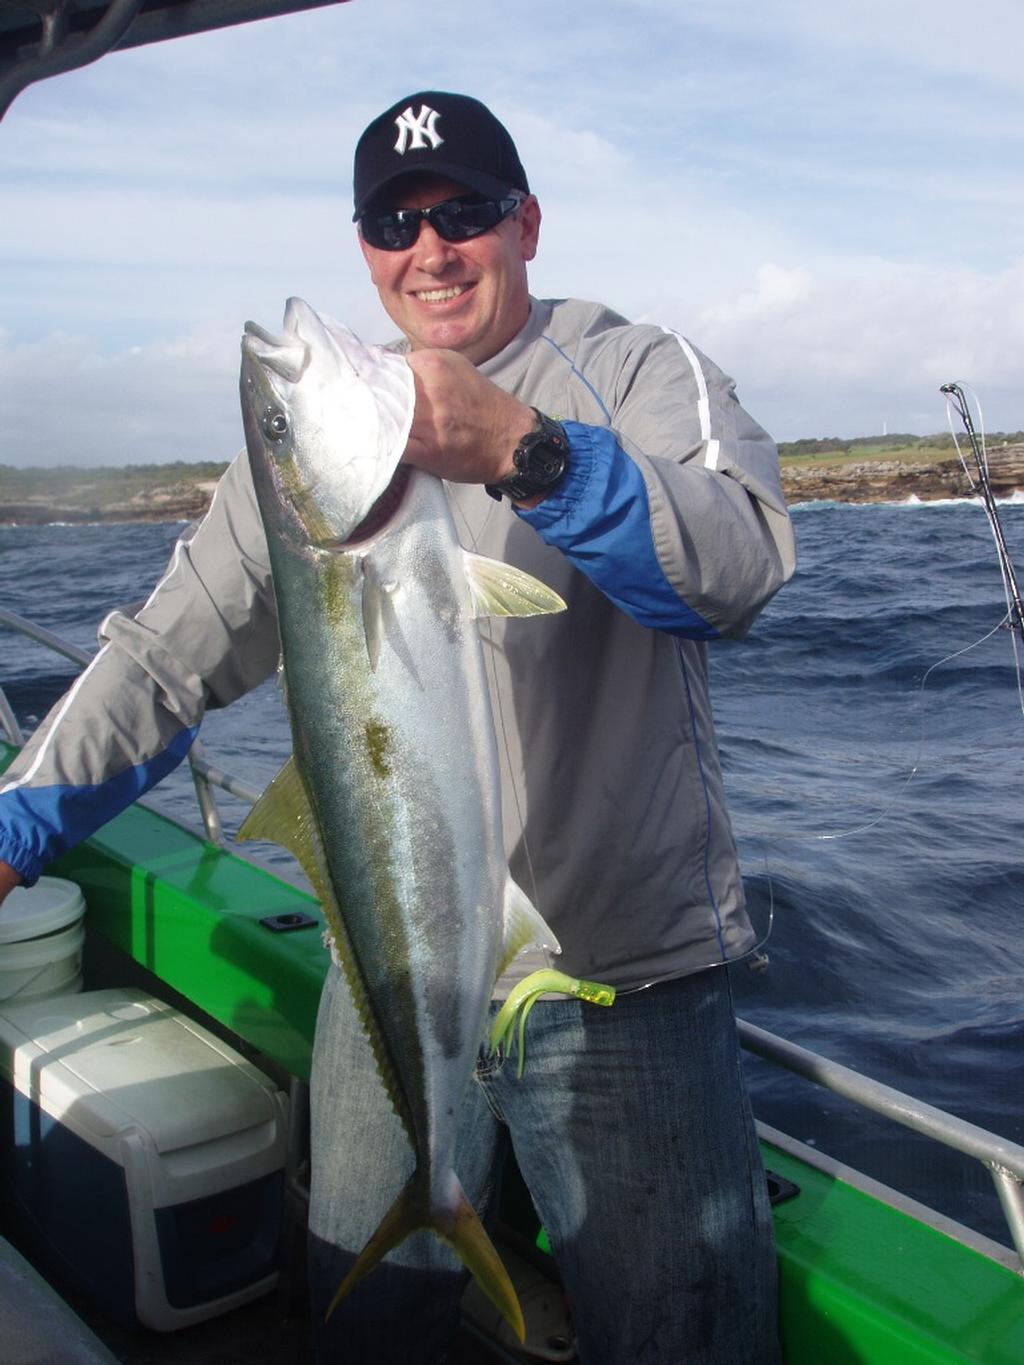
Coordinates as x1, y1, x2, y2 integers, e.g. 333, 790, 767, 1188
0, 92, 795, 1362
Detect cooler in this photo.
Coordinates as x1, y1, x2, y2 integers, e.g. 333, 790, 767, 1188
0, 987, 289, 1330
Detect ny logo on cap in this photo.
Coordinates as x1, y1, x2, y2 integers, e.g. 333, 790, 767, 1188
393, 104, 444, 155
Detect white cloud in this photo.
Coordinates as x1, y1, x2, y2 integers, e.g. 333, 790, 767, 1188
0, 327, 241, 466
700, 264, 814, 326
696, 256, 1024, 439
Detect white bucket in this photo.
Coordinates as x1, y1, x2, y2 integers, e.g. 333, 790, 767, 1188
0, 877, 86, 1003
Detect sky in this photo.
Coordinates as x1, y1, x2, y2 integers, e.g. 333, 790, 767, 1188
1, 0, 1022, 467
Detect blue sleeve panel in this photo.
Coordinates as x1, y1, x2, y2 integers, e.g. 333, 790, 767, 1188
0, 725, 198, 886
517, 422, 719, 640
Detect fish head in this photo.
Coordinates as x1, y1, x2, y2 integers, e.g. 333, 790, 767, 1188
240, 297, 415, 545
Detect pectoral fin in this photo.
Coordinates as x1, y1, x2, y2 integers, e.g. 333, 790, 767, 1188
463, 552, 566, 619
360, 559, 422, 684
361, 559, 396, 672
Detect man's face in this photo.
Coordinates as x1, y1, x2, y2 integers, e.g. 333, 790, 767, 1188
359, 174, 540, 364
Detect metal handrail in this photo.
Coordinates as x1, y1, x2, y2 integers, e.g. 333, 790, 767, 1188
0, 605, 93, 670
186, 749, 262, 807
0, 604, 238, 842
0, 688, 22, 747
738, 1018, 1024, 1271
2, 605, 1022, 1271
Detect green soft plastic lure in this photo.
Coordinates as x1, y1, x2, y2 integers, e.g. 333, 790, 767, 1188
489, 969, 616, 1077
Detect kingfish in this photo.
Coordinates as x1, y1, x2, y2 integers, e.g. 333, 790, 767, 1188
237, 297, 569, 1341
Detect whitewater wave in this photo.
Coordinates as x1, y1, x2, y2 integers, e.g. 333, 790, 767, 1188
791, 489, 1024, 513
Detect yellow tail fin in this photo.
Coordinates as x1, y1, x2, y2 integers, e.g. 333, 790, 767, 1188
326, 1170, 525, 1344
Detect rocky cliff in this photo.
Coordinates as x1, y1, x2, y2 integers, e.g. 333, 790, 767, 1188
781, 444, 1024, 506
0, 480, 219, 526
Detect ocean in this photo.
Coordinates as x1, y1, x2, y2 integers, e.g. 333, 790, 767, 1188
1, 499, 1022, 1248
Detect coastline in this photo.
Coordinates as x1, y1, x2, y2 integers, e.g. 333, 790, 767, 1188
780, 444, 1024, 507
0, 479, 221, 527
1, 448, 1023, 525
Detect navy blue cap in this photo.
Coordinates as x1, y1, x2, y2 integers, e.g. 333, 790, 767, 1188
353, 91, 529, 219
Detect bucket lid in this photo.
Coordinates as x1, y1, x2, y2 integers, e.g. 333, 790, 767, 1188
0, 877, 85, 944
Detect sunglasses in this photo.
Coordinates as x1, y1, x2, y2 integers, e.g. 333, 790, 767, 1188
358, 194, 522, 252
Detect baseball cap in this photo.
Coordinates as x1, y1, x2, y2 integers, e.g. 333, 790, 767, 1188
353, 91, 529, 219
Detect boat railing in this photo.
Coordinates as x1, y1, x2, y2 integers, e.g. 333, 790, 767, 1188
2, 603, 1023, 1275
0, 603, 245, 843
740, 1019, 1024, 1273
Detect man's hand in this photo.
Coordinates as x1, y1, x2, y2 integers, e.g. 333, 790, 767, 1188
0, 860, 22, 908
403, 350, 535, 488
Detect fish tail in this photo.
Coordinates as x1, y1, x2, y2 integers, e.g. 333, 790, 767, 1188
444, 1173, 526, 1343
324, 1179, 419, 1320
325, 1169, 525, 1344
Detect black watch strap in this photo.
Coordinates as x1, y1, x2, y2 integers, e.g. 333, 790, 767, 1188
485, 410, 570, 503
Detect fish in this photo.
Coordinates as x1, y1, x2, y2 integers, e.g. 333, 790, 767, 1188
236, 297, 571, 1341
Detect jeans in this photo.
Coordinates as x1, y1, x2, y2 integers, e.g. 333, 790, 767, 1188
308, 962, 779, 1364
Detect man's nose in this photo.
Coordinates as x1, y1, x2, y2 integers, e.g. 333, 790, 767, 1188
411, 221, 458, 273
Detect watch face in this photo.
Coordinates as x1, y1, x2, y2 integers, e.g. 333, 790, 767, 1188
486, 414, 568, 501
518, 417, 568, 487
529, 440, 566, 482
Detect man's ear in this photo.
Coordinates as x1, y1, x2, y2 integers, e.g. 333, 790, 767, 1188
518, 195, 541, 263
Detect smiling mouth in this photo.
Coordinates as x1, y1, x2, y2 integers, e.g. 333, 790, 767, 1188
414, 283, 472, 303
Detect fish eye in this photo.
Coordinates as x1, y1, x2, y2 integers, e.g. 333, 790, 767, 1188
262, 407, 289, 441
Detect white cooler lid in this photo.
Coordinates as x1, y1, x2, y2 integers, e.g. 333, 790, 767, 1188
0, 989, 280, 1154
0, 877, 85, 944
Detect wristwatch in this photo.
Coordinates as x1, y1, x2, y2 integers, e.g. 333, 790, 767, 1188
485, 409, 570, 503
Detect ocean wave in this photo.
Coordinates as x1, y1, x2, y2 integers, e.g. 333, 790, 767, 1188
792, 489, 1024, 512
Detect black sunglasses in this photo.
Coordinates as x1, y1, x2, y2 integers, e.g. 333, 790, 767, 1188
358, 194, 521, 252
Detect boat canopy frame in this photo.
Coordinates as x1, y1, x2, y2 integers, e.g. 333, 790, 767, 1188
0, 0, 346, 119
2, 601, 1024, 1276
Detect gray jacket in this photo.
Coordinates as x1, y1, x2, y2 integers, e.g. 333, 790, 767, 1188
0, 297, 795, 991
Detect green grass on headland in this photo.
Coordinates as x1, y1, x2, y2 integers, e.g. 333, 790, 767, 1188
0, 461, 231, 506
778, 432, 1024, 467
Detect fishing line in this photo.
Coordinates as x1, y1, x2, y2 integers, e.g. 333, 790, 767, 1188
943, 381, 1024, 718
744, 383, 1024, 854
448, 488, 545, 919
696, 604, 1018, 985
774, 614, 1011, 846
480, 612, 544, 917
